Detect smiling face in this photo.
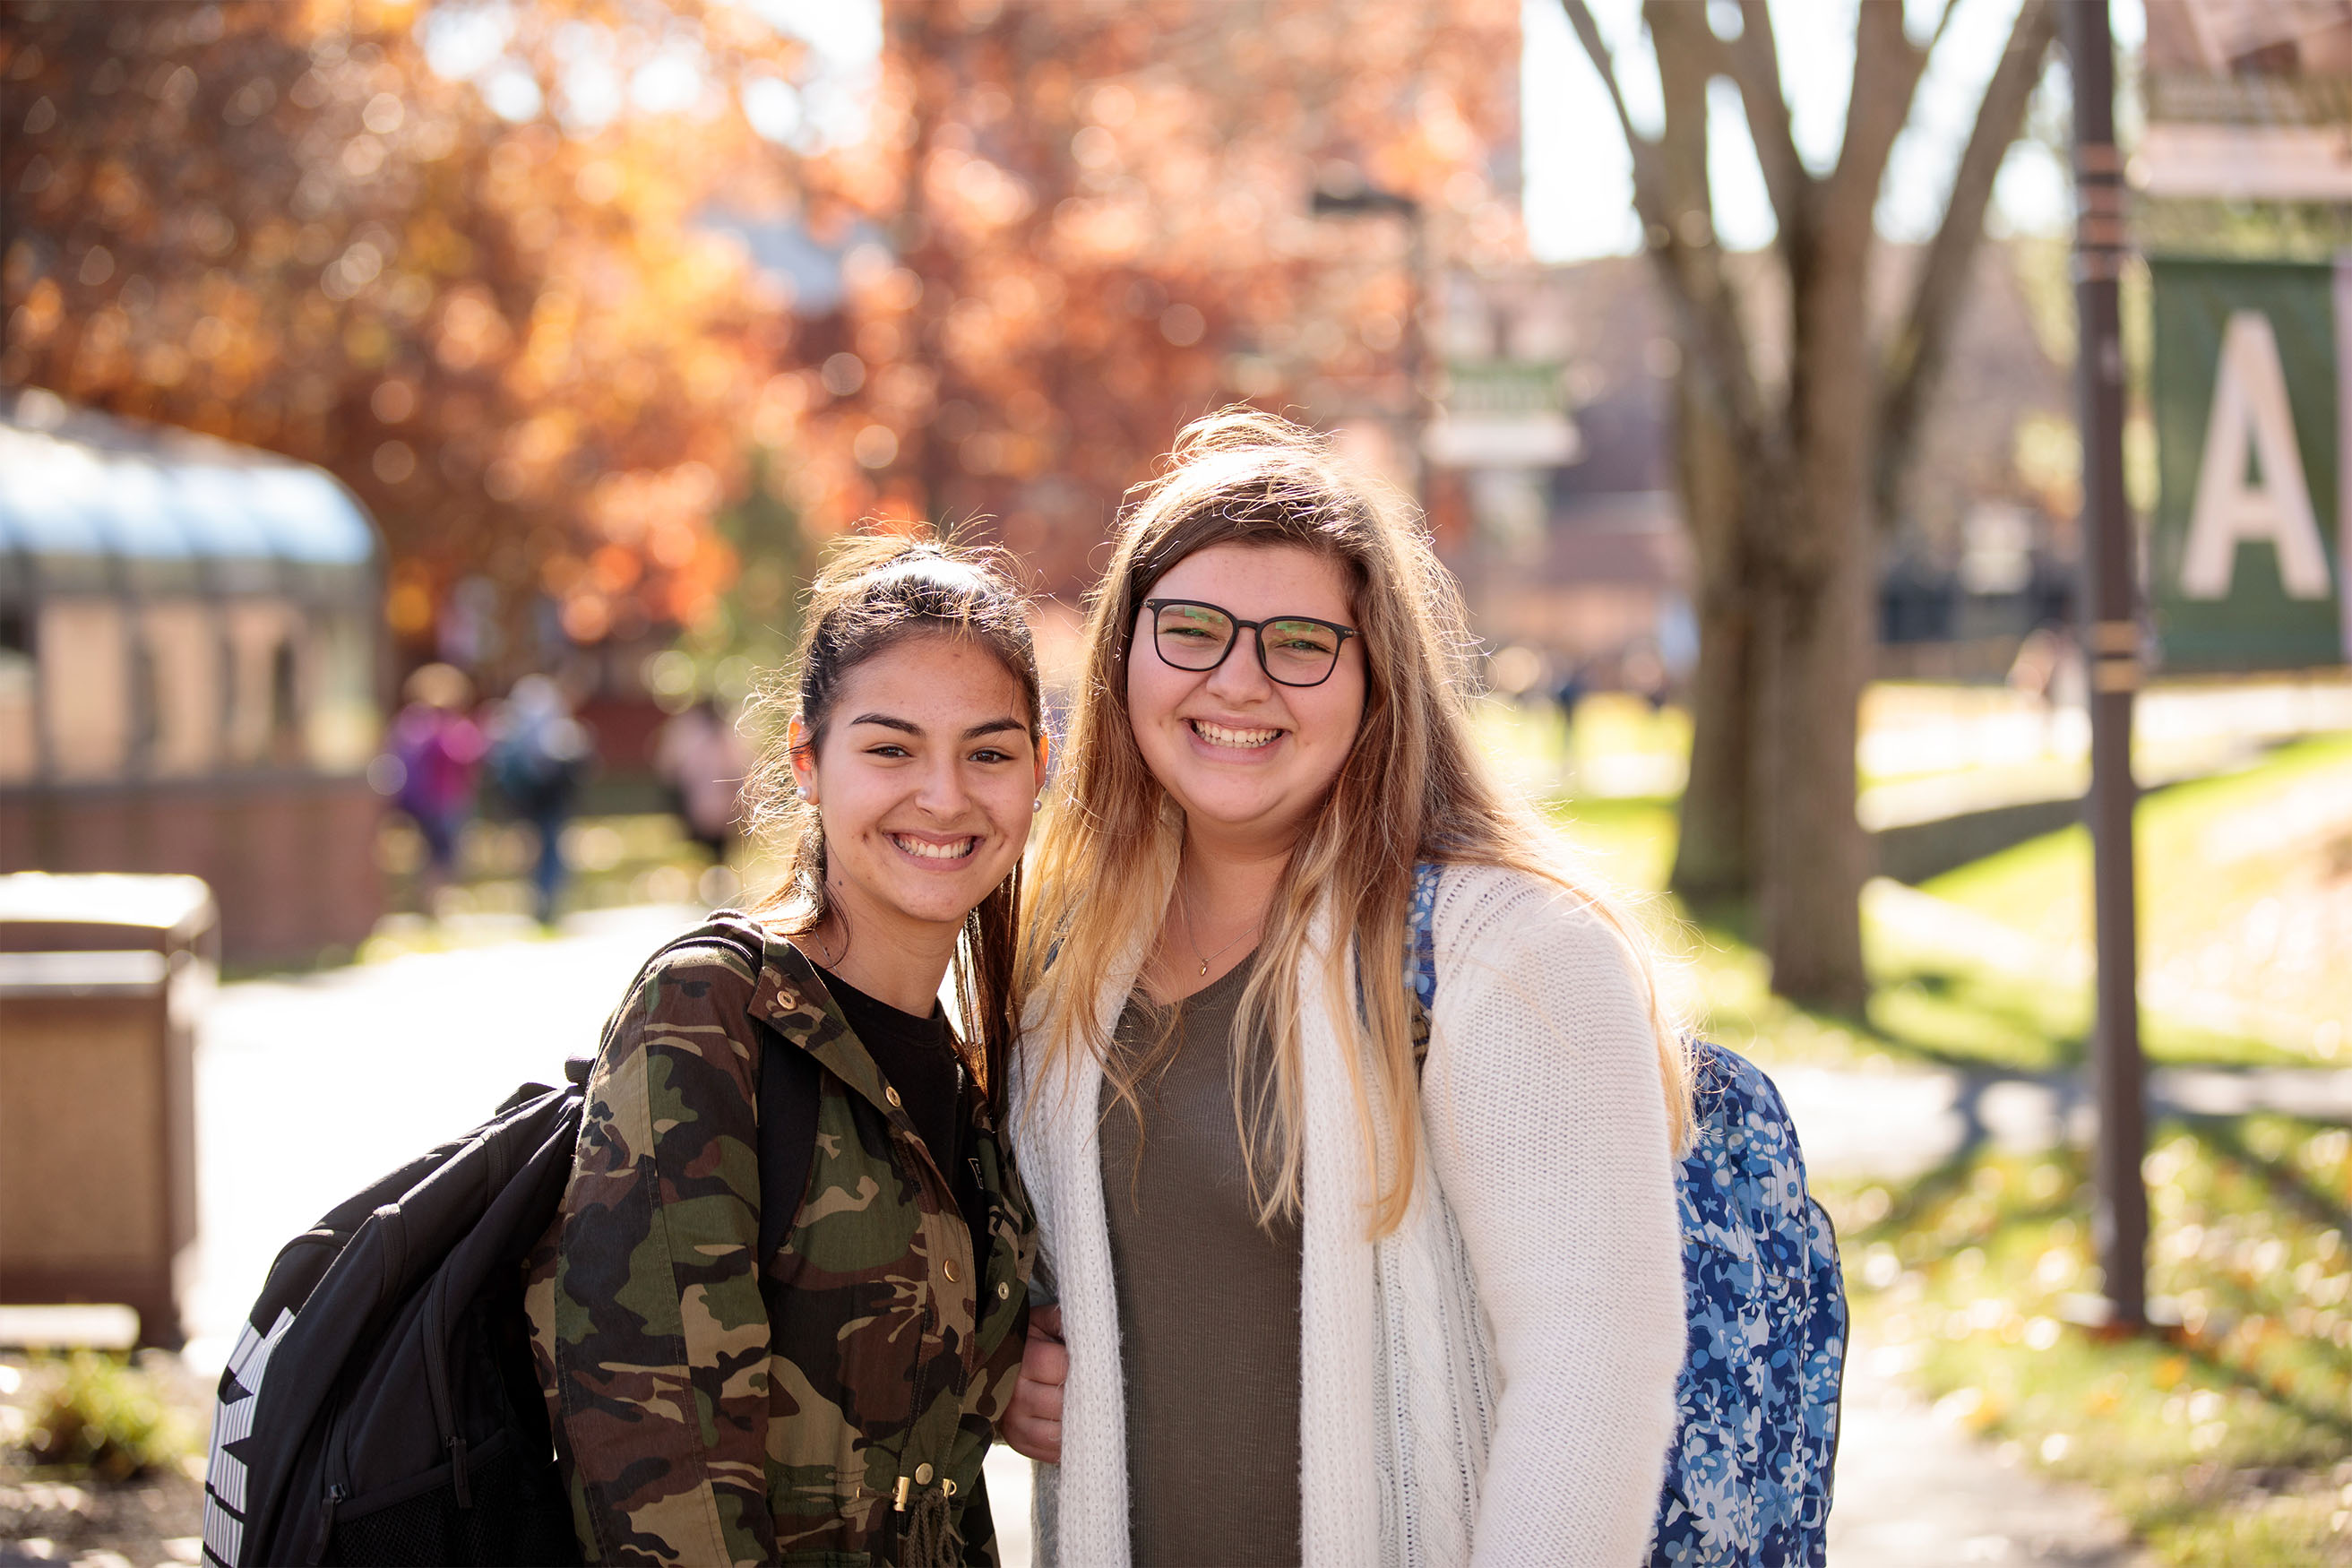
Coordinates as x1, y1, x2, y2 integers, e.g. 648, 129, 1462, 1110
791, 632, 1047, 949
1125, 541, 1366, 857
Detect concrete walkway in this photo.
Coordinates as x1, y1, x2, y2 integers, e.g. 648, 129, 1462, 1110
1828, 1330, 2151, 1567
1779, 1058, 2352, 1183
185, 904, 705, 1368
181, 908, 2307, 1567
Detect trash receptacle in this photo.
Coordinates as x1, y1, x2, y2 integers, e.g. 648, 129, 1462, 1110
0, 873, 216, 1348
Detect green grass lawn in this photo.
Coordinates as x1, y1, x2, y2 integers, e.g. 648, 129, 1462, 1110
1864, 891, 2308, 1073
1534, 733, 2352, 1565
1826, 1117, 2352, 1565
1540, 792, 2114, 1074
1540, 734, 2352, 1074
1926, 734, 2352, 1066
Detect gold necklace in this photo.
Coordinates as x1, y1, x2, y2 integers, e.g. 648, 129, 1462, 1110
1180, 885, 1260, 978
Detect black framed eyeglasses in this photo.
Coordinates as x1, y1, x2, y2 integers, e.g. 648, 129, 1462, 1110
1141, 599, 1358, 688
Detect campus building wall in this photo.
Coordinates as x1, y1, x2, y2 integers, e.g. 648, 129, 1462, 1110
0, 773, 381, 963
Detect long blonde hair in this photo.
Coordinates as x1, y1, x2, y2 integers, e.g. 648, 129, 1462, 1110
1020, 408, 1690, 1236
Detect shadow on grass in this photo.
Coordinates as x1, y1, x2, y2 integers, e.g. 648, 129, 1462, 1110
1868, 959, 2092, 1073
1849, 1142, 1986, 1242
2182, 1116, 2352, 1245
1650, 869, 2288, 1081
2150, 1116, 2352, 1463
1680, 903, 2096, 1078
1848, 1117, 2352, 1477
2171, 1326, 2352, 1455
1848, 1130, 2088, 1252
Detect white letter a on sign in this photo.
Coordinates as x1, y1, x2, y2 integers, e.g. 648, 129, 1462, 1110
2182, 310, 2334, 599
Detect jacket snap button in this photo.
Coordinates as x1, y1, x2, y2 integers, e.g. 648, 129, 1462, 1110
914, 1462, 934, 1485
996, 1280, 1010, 1300
942, 1258, 959, 1283
884, 1086, 901, 1107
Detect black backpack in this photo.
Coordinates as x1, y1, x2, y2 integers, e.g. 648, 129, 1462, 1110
200, 916, 816, 1566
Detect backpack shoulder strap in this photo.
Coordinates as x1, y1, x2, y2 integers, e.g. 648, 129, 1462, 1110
756, 1003, 823, 1265
1401, 862, 1442, 1073
599, 910, 823, 1269
689, 910, 825, 1267
1406, 861, 1441, 1011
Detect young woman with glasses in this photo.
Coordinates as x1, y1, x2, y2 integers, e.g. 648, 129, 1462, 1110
1000, 409, 1692, 1566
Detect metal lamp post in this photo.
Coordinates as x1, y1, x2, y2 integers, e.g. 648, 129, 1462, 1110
2066, 0, 2150, 1333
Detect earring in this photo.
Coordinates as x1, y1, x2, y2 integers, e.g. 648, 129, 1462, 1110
1032, 796, 1044, 813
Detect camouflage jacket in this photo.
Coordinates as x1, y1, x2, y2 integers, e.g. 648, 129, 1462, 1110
526, 923, 1037, 1568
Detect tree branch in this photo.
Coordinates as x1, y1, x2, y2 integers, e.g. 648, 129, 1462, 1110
1822, 0, 1930, 244
1724, 0, 1811, 242
1874, 0, 2058, 532
1926, 0, 1965, 55
1646, 0, 1717, 225
1557, 0, 1668, 228
1560, 0, 1796, 512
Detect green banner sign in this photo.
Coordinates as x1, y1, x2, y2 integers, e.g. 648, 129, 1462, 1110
2150, 256, 2350, 672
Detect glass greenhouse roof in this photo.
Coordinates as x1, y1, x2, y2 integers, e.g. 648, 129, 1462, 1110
0, 388, 377, 575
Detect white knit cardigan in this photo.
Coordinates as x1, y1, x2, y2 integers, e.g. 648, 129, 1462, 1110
1010, 861, 1685, 1568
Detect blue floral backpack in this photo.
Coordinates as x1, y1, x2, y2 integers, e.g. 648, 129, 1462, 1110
1404, 865, 1847, 1566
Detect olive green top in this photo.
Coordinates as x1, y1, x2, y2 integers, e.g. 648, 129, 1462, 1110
1098, 953, 1304, 1568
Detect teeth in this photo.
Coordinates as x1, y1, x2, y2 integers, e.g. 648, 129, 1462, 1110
1193, 720, 1280, 748
892, 835, 975, 860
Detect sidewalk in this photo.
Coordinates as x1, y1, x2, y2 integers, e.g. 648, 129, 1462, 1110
185, 904, 707, 1367
1828, 1327, 2151, 1567
183, 910, 2218, 1567
1778, 1057, 2352, 1183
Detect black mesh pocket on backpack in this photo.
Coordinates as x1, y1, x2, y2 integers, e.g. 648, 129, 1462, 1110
325, 1434, 579, 1566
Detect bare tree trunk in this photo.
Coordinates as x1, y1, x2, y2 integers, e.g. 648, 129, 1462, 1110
1668, 373, 1754, 910
1730, 1, 1923, 1009
1754, 211, 1878, 1009
1646, 0, 1755, 913
1750, 521, 1872, 1006
1874, 0, 2056, 534
1566, 0, 2042, 1008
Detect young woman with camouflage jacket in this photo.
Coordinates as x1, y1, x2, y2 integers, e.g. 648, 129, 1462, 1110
528, 538, 1048, 1567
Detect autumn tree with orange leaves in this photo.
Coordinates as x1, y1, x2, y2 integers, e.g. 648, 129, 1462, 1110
5, 0, 1529, 668
1, 0, 803, 669
770, 0, 1526, 597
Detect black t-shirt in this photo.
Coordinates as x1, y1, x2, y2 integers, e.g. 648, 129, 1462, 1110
817, 968, 988, 1248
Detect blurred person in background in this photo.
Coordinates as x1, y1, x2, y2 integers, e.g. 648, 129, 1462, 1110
489, 673, 592, 925
1003, 410, 1687, 1566
385, 662, 486, 915
1554, 657, 1590, 758
529, 538, 1047, 1566
655, 694, 753, 868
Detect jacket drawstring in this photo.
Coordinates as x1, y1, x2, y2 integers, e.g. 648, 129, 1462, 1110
899, 1484, 962, 1568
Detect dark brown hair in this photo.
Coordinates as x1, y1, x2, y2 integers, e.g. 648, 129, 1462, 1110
744, 533, 1041, 1117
